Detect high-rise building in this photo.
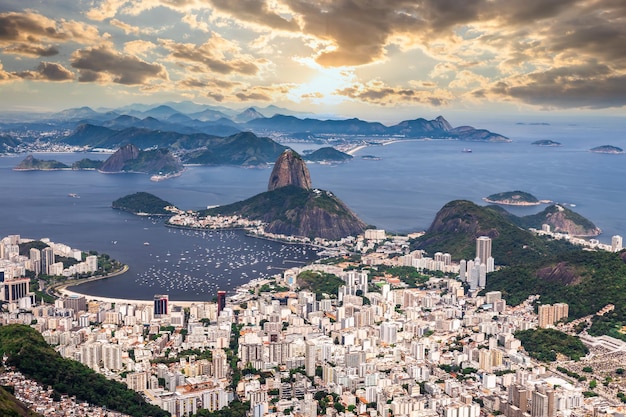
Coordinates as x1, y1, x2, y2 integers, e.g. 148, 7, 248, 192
154, 294, 168, 316
29, 248, 41, 276
217, 290, 226, 314
2, 277, 30, 303
538, 303, 569, 328
612, 235, 623, 252
305, 340, 316, 377
476, 236, 493, 271
41, 247, 54, 275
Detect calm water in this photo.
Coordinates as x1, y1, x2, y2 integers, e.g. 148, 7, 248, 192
2, 117, 625, 300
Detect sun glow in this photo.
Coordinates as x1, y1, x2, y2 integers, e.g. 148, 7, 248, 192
289, 59, 354, 105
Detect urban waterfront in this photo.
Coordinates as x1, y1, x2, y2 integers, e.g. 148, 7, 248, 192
2, 118, 626, 300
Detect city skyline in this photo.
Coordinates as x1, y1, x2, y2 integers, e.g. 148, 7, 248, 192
0, 1, 624, 124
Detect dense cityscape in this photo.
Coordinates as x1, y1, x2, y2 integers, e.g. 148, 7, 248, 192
2, 222, 626, 417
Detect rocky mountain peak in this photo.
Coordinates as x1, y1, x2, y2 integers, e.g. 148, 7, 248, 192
99, 144, 140, 172
268, 149, 312, 191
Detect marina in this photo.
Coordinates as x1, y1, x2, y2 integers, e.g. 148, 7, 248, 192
66, 226, 319, 301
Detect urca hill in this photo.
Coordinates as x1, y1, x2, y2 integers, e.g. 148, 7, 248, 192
203, 149, 367, 240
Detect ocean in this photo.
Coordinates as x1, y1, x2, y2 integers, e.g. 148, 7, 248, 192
1, 116, 625, 300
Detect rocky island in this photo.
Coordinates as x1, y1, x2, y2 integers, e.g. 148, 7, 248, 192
531, 140, 562, 147
590, 145, 623, 154
483, 191, 549, 206
14, 155, 70, 171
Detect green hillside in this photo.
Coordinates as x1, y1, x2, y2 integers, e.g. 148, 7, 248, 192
412, 200, 576, 264
204, 185, 367, 240
0, 325, 169, 417
484, 250, 626, 327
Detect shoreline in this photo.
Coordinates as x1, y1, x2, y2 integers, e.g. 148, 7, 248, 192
54, 264, 203, 307
56, 226, 321, 306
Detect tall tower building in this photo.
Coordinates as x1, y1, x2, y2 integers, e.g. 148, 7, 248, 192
612, 235, 623, 252
41, 247, 54, 275
305, 340, 316, 377
217, 290, 226, 315
29, 248, 41, 276
153, 294, 168, 317
476, 236, 492, 265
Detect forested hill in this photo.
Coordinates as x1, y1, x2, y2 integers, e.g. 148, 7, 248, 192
484, 250, 626, 341
0, 324, 170, 417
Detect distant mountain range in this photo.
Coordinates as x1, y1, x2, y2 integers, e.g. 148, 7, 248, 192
0, 103, 510, 150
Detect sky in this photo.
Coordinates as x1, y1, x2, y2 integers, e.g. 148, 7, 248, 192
0, 0, 625, 123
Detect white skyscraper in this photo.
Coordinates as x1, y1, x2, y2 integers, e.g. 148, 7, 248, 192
612, 235, 623, 252
476, 236, 492, 265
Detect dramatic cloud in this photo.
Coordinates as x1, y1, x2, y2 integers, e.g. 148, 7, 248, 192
336, 80, 453, 106
206, 0, 299, 32
480, 63, 626, 109
161, 35, 264, 75
1, 1, 625, 111
3, 44, 59, 57
15, 62, 74, 81
0, 11, 103, 45
71, 46, 168, 85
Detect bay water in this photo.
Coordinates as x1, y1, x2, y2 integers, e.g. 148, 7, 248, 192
1, 117, 625, 300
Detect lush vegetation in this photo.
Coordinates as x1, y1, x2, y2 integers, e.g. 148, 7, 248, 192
370, 265, 429, 288
297, 270, 345, 300
413, 200, 578, 264
484, 190, 539, 204
514, 204, 598, 233
0, 325, 169, 417
182, 132, 286, 166
485, 251, 626, 323
515, 328, 588, 362
204, 185, 366, 240
71, 158, 103, 170
112, 192, 174, 215
191, 400, 249, 417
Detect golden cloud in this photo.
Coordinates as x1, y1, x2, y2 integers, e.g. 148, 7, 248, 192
71, 45, 168, 85
15, 62, 75, 81
160, 35, 265, 75
336, 80, 453, 106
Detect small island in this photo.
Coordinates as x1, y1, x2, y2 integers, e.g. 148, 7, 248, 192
590, 145, 623, 154
14, 155, 70, 171
303, 147, 352, 163
483, 190, 549, 206
532, 140, 562, 147
112, 192, 176, 216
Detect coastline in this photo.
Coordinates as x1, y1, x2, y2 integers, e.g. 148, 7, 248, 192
54, 264, 201, 307
482, 197, 543, 206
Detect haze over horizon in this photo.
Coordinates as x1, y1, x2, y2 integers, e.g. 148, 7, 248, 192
0, 1, 625, 124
